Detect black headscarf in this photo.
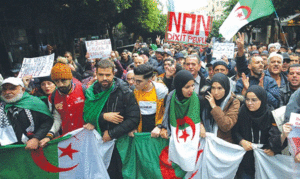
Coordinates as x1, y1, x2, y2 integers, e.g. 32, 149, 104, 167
245, 85, 272, 129
210, 73, 230, 106
174, 70, 194, 101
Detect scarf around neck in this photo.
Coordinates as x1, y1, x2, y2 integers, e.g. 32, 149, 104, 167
83, 80, 115, 135
4, 92, 52, 118
170, 91, 201, 129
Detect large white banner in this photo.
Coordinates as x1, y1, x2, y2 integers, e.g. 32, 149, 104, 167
254, 148, 300, 179
185, 133, 246, 179
18, 53, 55, 78
85, 39, 112, 59
166, 12, 213, 45
213, 43, 235, 59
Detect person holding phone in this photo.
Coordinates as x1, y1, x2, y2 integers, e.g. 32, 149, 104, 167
201, 73, 240, 143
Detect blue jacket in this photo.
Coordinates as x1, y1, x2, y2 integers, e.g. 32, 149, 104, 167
235, 74, 280, 108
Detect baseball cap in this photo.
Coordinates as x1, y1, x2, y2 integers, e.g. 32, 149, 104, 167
164, 50, 173, 57
2, 77, 24, 87
174, 52, 184, 59
138, 47, 149, 57
155, 48, 164, 53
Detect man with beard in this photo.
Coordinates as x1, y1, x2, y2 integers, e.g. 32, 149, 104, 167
280, 64, 300, 106
83, 59, 140, 179
235, 56, 280, 108
48, 59, 93, 136
235, 33, 280, 108
0, 77, 53, 149
120, 49, 133, 69
265, 52, 288, 89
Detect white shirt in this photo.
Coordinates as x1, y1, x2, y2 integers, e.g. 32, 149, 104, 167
194, 74, 201, 94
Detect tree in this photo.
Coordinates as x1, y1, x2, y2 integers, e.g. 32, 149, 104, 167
122, 0, 166, 42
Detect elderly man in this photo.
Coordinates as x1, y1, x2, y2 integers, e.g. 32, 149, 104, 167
265, 52, 288, 89
0, 77, 53, 149
235, 55, 280, 108
235, 33, 280, 108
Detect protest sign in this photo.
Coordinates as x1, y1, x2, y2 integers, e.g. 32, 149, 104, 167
288, 113, 300, 157
85, 39, 112, 59
165, 12, 213, 45
18, 53, 55, 78
213, 43, 235, 59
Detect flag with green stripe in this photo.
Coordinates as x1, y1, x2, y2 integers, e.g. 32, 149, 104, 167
0, 128, 114, 179
219, 0, 275, 40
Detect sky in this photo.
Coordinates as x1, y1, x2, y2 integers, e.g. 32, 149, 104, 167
158, 0, 209, 14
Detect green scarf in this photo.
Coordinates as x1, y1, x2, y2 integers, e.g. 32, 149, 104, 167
169, 91, 200, 129
4, 92, 52, 118
83, 81, 115, 135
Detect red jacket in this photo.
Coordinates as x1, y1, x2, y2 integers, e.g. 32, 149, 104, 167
49, 82, 85, 134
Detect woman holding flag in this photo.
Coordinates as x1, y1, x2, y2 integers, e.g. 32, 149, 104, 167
160, 70, 205, 172
232, 85, 282, 178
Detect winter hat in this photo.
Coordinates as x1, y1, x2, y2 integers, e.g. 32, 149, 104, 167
51, 57, 72, 81
212, 60, 228, 70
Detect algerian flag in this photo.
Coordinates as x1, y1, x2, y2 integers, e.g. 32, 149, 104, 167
219, 0, 275, 40
185, 133, 245, 179
169, 92, 201, 171
0, 128, 114, 179
116, 133, 187, 179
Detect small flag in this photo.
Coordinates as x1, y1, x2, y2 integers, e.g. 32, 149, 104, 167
219, 0, 275, 40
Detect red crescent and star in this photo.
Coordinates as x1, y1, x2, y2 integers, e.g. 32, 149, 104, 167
31, 143, 79, 173
235, 6, 252, 20
176, 116, 196, 143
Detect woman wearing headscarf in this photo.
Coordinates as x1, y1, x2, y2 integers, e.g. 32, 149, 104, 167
160, 70, 205, 173
201, 73, 240, 143
232, 85, 282, 179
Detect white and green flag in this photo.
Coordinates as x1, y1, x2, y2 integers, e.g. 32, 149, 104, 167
0, 128, 114, 179
219, 0, 275, 40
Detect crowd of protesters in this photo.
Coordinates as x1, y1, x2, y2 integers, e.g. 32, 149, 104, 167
1, 33, 300, 179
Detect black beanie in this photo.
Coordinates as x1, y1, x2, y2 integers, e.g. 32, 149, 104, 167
212, 60, 228, 70
174, 70, 194, 101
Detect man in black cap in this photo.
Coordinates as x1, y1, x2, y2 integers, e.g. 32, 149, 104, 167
174, 52, 185, 67
11, 63, 22, 77
139, 47, 158, 69
282, 52, 291, 74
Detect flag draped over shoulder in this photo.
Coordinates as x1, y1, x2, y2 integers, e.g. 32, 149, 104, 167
0, 128, 114, 179
169, 92, 201, 171
83, 81, 114, 135
219, 0, 275, 40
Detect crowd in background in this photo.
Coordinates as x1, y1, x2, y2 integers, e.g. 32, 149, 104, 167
1, 33, 300, 179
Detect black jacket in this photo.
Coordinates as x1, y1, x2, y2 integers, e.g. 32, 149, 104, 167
96, 78, 140, 139
232, 104, 282, 176
6, 106, 53, 143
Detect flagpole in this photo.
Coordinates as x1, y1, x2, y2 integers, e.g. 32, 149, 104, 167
269, 0, 290, 47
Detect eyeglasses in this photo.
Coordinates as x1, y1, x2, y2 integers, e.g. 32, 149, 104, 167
245, 98, 260, 103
